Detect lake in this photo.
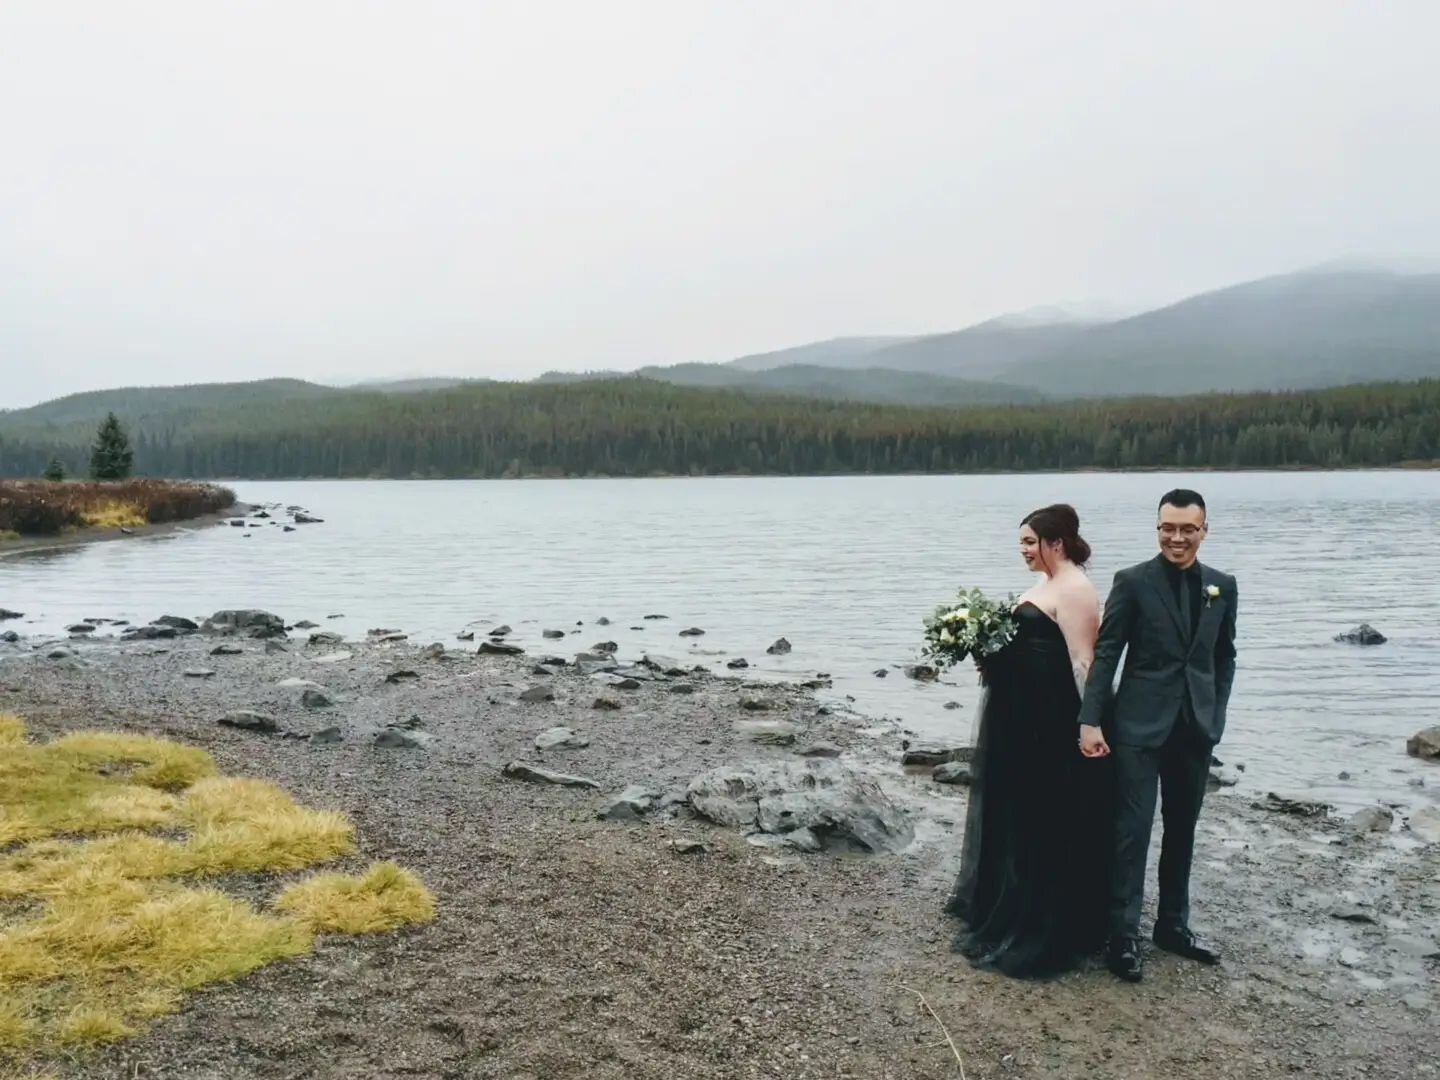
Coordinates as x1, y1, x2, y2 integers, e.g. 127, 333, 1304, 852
3, 472, 1437, 811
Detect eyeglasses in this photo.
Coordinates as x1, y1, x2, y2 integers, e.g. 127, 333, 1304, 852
1157, 524, 1204, 538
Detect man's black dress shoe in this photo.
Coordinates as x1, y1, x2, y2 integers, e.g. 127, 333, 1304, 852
1152, 924, 1220, 965
1106, 937, 1144, 982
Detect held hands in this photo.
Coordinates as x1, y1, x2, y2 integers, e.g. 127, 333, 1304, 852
1079, 724, 1111, 758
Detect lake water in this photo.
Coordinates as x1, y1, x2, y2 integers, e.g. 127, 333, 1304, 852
3, 472, 1437, 811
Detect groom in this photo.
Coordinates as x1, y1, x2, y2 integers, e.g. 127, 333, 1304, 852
1079, 489, 1238, 983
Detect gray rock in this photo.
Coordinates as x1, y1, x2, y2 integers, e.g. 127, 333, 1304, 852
456, 630, 475, 642
592, 697, 622, 711
311, 726, 343, 744
644, 614, 669, 621
900, 743, 973, 767
489, 624, 512, 637
873, 668, 888, 678
536, 655, 569, 667
292, 620, 319, 629
668, 839, 706, 855
122, 624, 178, 640
739, 698, 775, 712
1346, 805, 1395, 835
532, 664, 558, 677
0, 609, 23, 620
1329, 905, 1377, 924
372, 632, 408, 644
265, 640, 289, 655
1253, 792, 1331, 818
0, 630, 19, 643
502, 761, 601, 788
595, 616, 612, 626
367, 627, 404, 637
311, 651, 352, 664
943, 701, 963, 711
1407, 805, 1440, 844
205, 609, 286, 639
679, 627, 705, 637
183, 669, 216, 679
66, 623, 96, 634
419, 642, 446, 661
210, 644, 243, 656
292, 512, 323, 524
46, 646, 76, 660
686, 760, 912, 854
932, 762, 973, 785
727, 658, 750, 669
795, 742, 843, 758
384, 670, 420, 684
301, 689, 334, 709
542, 629, 566, 639
597, 784, 661, 821
374, 729, 429, 749
591, 641, 618, 654
904, 664, 938, 682
277, 678, 325, 689
669, 683, 696, 695
535, 726, 589, 750
154, 615, 199, 631
519, 685, 556, 704
574, 651, 613, 664
1406, 726, 1440, 761
1334, 623, 1387, 646
218, 710, 278, 734
766, 637, 792, 655
309, 631, 344, 646
478, 641, 523, 656
736, 719, 800, 746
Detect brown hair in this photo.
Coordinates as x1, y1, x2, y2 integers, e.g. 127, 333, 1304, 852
1020, 503, 1092, 567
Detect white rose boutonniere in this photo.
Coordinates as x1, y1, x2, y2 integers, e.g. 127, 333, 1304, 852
1205, 584, 1221, 608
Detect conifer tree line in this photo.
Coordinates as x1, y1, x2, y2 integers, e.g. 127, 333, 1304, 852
0, 378, 1436, 480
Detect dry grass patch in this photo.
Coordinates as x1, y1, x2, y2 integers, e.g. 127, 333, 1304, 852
277, 861, 437, 934
0, 716, 433, 1067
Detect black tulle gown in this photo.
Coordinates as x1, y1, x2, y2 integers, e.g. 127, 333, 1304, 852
944, 601, 1112, 977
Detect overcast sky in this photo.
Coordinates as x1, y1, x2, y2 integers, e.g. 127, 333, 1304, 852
2, 1, 1438, 407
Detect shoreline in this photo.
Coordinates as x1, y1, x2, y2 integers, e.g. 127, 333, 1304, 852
1, 626, 1434, 1078
0, 503, 248, 560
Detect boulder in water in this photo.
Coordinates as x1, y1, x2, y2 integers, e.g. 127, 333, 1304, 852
1334, 624, 1387, 646
1406, 726, 1440, 761
766, 637, 792, 655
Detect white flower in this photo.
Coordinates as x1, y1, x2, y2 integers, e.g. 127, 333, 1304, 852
955, 607, 970, 621
939, 629, 955, 645
1206, 585, 1221, 599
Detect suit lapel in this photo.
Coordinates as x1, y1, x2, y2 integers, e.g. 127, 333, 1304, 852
1148, 555, 1189, 642
1190, 563, 1224, 655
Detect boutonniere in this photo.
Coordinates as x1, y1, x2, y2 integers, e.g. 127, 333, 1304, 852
1205, 584, 1222, 608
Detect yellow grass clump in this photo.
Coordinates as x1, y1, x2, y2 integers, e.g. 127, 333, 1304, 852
76, 501, 146, 530
0, 716, 434, 1067
276, 861, 437, 934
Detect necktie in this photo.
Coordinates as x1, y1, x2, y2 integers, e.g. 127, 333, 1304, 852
1178, 568, 1193, 640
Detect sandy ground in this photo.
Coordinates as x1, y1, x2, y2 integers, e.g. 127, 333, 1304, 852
1, 622, 1436, 1080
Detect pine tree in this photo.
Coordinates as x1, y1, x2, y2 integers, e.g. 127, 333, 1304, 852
42, 457, 67, 482
89, 412, 134, 480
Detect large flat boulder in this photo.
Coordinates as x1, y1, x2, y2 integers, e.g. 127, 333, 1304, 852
686, 761, 912, 854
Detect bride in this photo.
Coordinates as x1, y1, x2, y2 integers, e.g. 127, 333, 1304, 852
945, 503, 1112, 977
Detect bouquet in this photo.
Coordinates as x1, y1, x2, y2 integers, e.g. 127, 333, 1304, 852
922, 587, 1019, 671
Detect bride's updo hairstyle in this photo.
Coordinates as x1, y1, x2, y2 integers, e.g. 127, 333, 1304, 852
1021, 503, 1092, 568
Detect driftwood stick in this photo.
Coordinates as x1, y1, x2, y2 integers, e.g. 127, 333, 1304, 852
899, 985, 967, 1078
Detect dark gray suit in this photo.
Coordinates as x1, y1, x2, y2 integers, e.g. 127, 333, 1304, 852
1080, 554, 1238, 938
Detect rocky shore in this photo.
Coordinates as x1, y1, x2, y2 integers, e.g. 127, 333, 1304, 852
1, 614, 1436, 1079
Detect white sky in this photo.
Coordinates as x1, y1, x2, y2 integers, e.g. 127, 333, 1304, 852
3, 1, 1438, 407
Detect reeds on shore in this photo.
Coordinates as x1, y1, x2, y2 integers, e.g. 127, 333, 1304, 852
0, 479, 235, 537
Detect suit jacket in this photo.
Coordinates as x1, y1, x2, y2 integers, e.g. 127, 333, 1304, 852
1078, 554, 1238, 749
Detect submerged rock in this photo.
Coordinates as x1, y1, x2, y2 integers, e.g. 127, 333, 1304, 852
0, 609, 24, 620
456, 630, 475, 642
686, 760, 912, 854
727, 658, 750, 670
1334, 623, 1387, 646
678, 627, 705, 637
154, 615, 200, 631
122, 625, 178, 641
766, 637, 792, 655
1406, 726, 1440, 761
66, 623, 96, 634
542, 629, 566, 639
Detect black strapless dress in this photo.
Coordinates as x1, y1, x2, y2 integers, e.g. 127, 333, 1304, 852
944, 601, 1112, 977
